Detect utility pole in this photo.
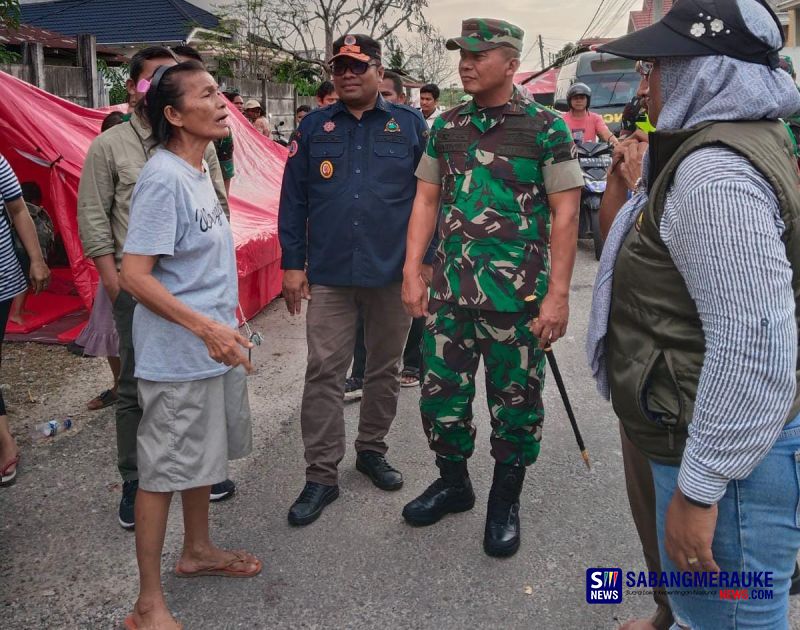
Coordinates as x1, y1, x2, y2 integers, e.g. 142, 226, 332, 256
538, 34, 546, 69
653, 0, 663, 21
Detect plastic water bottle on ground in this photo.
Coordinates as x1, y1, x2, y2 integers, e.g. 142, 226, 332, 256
31, 418, 72, 439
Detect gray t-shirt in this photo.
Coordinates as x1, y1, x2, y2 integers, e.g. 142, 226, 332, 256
124, 149, 238, 382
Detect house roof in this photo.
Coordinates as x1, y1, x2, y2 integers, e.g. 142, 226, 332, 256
20, 0, 219, 46
0, 23, 125, 60
629, 0, 674, 31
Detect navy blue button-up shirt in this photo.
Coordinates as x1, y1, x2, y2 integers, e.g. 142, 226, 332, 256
278, 95, 431, 287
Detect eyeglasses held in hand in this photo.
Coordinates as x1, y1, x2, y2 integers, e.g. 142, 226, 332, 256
330, 58, 375, 76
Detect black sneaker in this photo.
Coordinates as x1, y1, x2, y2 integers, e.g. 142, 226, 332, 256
791, 562, 800, 596
344, 377, 363, 401
288, 482, 340, 526
119, 479, 138, 530
356, 451, 403, 490
210, 479, 236, 502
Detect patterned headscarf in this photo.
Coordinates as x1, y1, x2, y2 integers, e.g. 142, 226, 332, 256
656, 0, 800, 131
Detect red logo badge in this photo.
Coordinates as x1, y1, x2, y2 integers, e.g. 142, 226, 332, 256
288, 140, 299, 158
320, 160, 334, 179
323, 121, 336, 133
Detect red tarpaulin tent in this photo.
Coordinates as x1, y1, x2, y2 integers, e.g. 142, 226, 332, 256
0, 70, 286, 336
514, 68, 559, 96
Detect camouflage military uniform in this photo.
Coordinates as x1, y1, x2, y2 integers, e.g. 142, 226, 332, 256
415, 84, 583, 466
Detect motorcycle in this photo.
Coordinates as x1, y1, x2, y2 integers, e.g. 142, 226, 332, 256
575, 140, 613, 260
271, 120, 289, 146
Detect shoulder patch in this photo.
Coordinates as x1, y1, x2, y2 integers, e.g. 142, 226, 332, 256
288, 140, 299, 158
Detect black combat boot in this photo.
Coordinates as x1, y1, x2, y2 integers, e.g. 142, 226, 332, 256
402, 457, 475, 526
483, 462, 526, 558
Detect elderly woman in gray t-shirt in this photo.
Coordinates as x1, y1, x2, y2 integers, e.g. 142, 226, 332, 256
120, 60, 260, 630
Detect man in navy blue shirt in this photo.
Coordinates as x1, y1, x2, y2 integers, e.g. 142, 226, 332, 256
279, 33, 430, 526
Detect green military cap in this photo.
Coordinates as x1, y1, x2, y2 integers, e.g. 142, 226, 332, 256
445, 18, 524, 53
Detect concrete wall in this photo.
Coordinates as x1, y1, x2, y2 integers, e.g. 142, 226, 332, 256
219, 77, 301, 137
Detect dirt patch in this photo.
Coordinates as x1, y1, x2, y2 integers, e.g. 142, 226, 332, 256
3, 342, 111, 446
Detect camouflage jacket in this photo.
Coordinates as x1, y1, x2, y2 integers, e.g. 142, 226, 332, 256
415, 87, 583, 312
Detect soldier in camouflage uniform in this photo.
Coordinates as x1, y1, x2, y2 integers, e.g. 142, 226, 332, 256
400, 18, 583, 557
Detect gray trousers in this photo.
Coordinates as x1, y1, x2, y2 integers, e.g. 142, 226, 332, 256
111, 289, 141, 482
300, 283, 411, 485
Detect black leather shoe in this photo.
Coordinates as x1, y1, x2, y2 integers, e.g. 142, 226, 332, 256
288, 482, 339, 526
484, 462, 526, 558
356, 451, 403, 490
402, 457, 475, 526
791, 562, 800, 596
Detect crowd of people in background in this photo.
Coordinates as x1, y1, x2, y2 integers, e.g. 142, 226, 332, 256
3, 0, 800, 628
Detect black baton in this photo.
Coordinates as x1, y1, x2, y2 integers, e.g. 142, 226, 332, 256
525, 294, 590, 470
544, 347, 591, 470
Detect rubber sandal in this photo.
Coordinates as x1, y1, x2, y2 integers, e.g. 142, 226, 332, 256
0, 453, 19, 487
400, 369, 420, 388
174, 550, 262, 578
87, 389, 119, 411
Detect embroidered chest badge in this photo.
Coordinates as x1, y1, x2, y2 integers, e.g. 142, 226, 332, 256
323, 121, 336, 133
320, 160, 334, 179
384, 118, 401, 133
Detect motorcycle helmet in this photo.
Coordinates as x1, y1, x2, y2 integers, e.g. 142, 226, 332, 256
567, 82, 592, 109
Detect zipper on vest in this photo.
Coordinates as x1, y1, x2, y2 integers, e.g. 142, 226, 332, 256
667, 426, 675, 450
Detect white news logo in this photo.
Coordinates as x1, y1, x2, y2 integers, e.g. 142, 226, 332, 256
586, 568, 622, 604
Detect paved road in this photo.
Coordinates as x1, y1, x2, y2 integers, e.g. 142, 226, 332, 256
3, 244, 800, 629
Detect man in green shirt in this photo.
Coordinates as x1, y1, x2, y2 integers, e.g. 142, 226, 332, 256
400, 18, 582, 557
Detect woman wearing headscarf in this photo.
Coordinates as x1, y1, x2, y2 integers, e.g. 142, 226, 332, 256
589, 0, 800, 627
119, 60, 260, 629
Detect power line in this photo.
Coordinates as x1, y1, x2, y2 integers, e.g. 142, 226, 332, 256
577, 0, 608, 43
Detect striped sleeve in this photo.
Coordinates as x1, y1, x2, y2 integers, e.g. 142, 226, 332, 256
0, 154, 22, 202
661, 147, 797, 505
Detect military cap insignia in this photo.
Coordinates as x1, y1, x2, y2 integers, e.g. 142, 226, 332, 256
344, 34, 357, 46
320, 160, 334, 179
323, 121, 336, 133
288, 140, 299, 158
384, 118, 401, 133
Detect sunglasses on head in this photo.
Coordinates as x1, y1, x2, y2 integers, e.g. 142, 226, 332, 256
636, 60, 654, 78
330, 58, 376, 76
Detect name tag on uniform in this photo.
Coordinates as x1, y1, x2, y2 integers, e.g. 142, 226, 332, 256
437, 128, 471, 152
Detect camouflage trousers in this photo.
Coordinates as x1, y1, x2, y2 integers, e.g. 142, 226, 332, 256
420, 298, 546, 466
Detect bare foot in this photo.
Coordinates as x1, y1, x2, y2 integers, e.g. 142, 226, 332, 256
9, 309, 35, 325
176, 545, 261, 577
620, 620, 658, 630
0, 434, 19, 476
130, 597, 181, 630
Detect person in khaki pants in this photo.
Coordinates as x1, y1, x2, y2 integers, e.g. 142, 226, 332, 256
278, 33, 431, 526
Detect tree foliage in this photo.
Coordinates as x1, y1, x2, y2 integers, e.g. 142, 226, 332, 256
98, 59, 129, 105
0, 0, 20, 63
0, 0, 19, 28
270, 59, 324, 96
553, 42, 579, 68
401, 25, 455, 85
217, 0, 429, 74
